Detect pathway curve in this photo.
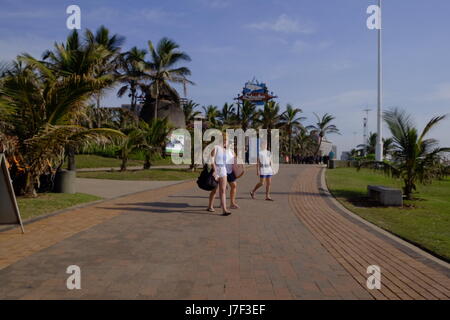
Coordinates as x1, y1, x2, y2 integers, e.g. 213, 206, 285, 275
0, 165, 448, 299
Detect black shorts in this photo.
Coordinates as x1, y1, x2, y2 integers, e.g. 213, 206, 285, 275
227, 172, 237, 183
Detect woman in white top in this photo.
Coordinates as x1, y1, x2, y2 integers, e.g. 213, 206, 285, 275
207, 134, 239, 215
250, 140, 274, 201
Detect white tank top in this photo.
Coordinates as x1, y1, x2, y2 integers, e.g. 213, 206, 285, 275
214, 146, 235, 174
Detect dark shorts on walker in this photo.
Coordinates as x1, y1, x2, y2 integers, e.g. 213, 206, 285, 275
227, 172, 237, 183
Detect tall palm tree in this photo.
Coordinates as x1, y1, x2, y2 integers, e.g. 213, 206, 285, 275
183, 100, 201, 128
144, 37, 193, 120
203, 105, 220, 128
281, 104, 305, 163
363, 108, 449, 200
37, 29, 121, 169
238, 101, 257, 131
255, 101, 281, 149
256, 101, 281, 129
307, 113, 340, 156
117, 47, 147, 113
85, 25, 125, 110
219, 102, 236, 126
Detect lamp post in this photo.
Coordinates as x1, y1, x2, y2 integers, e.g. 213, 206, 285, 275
375, 0, 384, 161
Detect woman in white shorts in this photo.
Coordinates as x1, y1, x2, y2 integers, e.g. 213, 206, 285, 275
250, 140, 274, 201
207, 134, 239, 216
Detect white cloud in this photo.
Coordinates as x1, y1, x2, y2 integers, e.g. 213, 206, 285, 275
248, 14, 314, 34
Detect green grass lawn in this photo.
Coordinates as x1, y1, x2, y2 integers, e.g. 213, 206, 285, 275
63, 154, 175, 169
77, 168, 198, 181
64, 154, 143, 169
17, 193, 102, 221
326, 167, 450, 261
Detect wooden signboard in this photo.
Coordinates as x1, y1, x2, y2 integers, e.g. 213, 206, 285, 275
0, 153, 24, 233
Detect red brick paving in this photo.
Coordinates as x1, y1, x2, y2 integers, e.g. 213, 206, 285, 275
0, 165, 448, 299
289, 166, 450, 300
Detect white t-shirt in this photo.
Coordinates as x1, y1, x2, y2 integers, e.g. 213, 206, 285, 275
259, 150, 273, 176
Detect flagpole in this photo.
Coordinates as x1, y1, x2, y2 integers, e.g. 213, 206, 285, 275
375, 0, 384, 161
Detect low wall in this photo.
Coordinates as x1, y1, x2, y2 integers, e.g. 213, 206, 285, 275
328, 160, 360, 169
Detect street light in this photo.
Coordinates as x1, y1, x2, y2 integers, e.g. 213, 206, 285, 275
375, 0, 384, 161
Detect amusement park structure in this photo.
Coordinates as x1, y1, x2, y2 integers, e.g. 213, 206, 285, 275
235, 78, 277, 116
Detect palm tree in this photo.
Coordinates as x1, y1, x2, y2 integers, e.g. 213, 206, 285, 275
141, 118, 171, 169
362, 108, 449, 200
281, 104, 305, 163
144, 37, 193, 120
183, 100, 201, 128
383, 137, 394, 157
358, 132, 395, 157
117, 47, 147, 113
203, 105, 220, 128
255, 101, 281, 150
219, 103, 236, 126
85, 25, 125, 110
37, 29, 120, 169
238, 101, 257, 131
0, 59, 123, 196
307, 113, 340, 156
256, 101, 281, 129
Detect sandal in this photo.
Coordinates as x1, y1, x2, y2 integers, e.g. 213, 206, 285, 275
250, 191, 255, 199
230, 204, 240, 209
265, 198, 274, 202
207, 208, 215, 212
222, 211, 232, 216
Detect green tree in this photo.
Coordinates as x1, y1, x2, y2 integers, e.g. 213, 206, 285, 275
37, 28, 121, 169
281, 104, 305, 163
141, 118, 171, 169
203, 105, 220, 128
307, 113, 340, 156
183, 100, 201, 128
117, 47, 147, 113
219, 102, 236, 127
362, 108, 450, 200
0, 60, 123, 196
237, 101, 257, 131
144, 38, 193, 120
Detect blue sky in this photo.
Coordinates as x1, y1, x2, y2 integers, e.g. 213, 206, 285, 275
1, 0, 449, 154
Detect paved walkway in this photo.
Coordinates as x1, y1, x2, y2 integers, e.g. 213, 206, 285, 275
0, 165, 448, 299
75, 178, 185, 199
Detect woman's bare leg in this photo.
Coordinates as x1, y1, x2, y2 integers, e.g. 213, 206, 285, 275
265, 177, 273, 200
229, 181, 239, 208
208, 187, 217, 211
219, 177, 229, 213
251, 178, 265, 199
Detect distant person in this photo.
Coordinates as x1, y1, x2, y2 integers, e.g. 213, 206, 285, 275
329, 150, 335, 161
250, 140, 274, 201
207, 133, 239, 216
